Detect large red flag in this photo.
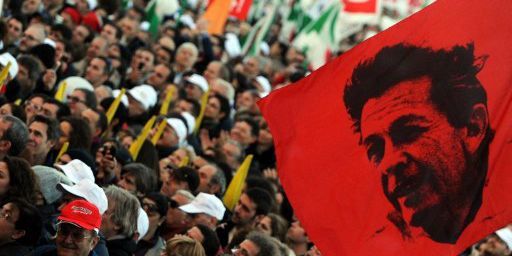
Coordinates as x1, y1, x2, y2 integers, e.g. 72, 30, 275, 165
259, 0, 512, 255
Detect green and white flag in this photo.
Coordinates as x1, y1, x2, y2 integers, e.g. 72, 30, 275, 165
145, 0, 179, 38
293, 1, 361, 70
242, 0, 279, 56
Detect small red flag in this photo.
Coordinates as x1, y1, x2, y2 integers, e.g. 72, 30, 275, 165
342, 0, 379, 13
229, 0, 253, 21
259, 0, 512, 255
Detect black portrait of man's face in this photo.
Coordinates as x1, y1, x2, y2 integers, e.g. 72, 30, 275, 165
343, 43, 492, 243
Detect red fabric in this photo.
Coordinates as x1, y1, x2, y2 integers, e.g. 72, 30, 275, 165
258, 0, 512, 255
62, 7, 82, 25
58, 200, 101, 231
81, 12, 101, 33
342, 0, 379, 13
229, 0, 253, 21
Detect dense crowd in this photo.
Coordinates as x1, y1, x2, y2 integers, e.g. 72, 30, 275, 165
0, 0, 508, 255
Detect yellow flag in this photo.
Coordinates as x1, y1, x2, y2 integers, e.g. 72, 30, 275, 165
178, 155, 189, 167
129, 116, 156, 160
106, 88, 126, 125
159, 86, 176, 115
55, 142, 69, 164
54, 81, 67, 102
223, 155, 253, 211
194, 90, 210, 134
14, 99, 22, 106
150, 119, 167, 145
0, 62, 12, 92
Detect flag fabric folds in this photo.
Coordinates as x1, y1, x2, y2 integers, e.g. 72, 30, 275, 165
258, 0, 512, 255
223, 155, 253, 211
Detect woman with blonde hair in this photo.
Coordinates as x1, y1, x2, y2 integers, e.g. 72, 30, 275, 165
165, 235, 205, 256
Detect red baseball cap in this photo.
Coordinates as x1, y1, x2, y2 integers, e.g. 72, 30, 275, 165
58, 200, 101, 231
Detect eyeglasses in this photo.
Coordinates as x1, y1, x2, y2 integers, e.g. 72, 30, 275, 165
57, 223, 92, 241
24, 101, 43, 112
67, 95, 86, 104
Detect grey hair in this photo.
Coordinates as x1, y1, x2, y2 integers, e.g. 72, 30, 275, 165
209, 164, 226, 196
175, 189, 195, 202
103, 185, 140, 238
246, 231, 280, 256
177, 42, 198, 66
1, 115, 29, 156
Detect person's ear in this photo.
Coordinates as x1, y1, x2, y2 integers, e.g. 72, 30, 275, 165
464, 103, 489, 153
90, 235, 100, 250
0, 140, 11, 153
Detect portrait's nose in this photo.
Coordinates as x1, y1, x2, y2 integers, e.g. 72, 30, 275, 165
377, 140, 408, 176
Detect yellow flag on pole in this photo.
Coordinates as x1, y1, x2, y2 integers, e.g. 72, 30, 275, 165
0, 62, 12, 92
129, 116, 156, 160
150, 119, 167, 145
159, 86, 176, 115
106, 88, 126, 125
55, 142, 69, 164
223, 154, 253, 211
194, 90, 209, 134
54, 81, 67, 102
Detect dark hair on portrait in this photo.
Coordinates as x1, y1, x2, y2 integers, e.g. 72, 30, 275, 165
344, 43, 489, 134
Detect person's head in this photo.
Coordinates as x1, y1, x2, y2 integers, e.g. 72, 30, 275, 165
71, 24, 93, 45
141, 192, 168, 236
27, 114, 59, 160
126, 84, 157, 117
0, 198, 42, 247
100, 21, 122, 44
131, 47, 155, 74
58, 116, 92, 151
204, 93, 230, 123
342, 43, 492, 243
24, 94, 47, 122
286, 220, 309, 249
117, 163, 157, 198
165, 189, 194, 230
58, 179, 108, 215
184, 74, 209, 101
56, 200, 101, 256
230, 117, 259, 147
160, 167, 199, 197
235, 231, 279, 256
174, 98, 201, 117
0, 115, 28, 157
166, 234, 206, 256
203, 61, 229, 83
147, 63, 172, 90
0, 104, 26, 123
85, 56, 112, 87
232, 188, 273, 226
86, 36, 109, 61
477, 232, 512, 256
81, 108, 107, 138
197, 164, 226, 197
236, 89, 260, 114
101, 185, 140, 239
256, 213, 288, 242
118, 17, 138, 41
242, 56, 262, 79
19, 23, 45, 53
6, 16, 26, 45
179, 192, 226, 230
16, 54, 42, 94
67, 88, 97, 116
155, 46, 173, 65
186, 224, 220, 256
220, 139, 244, 170
175, 42, 198, 70
0, 156, 38, 203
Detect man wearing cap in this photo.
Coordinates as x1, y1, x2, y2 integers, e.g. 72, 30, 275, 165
184, 73, 209, 101
180, 192, 226, 230
126, 84, 158, 124
154, 116, 188, 158
34, 200, 102, 256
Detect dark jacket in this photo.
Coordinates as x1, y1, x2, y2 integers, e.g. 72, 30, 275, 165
106, 237, 137, 256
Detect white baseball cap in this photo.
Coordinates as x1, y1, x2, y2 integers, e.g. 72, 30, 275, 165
59, 179, 108, 214
112, 89, 129, 107
128, 84, 158, 111
496, 227, 512, 250
179, 192, 225, 220
185, 74, 208, 93
56, 159, 95, 184
0, 53, 18, 79
166, 118, 188, 146
181, 112, 196, 135
58, 76, 94, 103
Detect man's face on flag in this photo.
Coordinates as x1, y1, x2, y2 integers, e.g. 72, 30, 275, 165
360, 77, 475, 239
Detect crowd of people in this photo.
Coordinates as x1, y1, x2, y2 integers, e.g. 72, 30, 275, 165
0, 0, 508, 255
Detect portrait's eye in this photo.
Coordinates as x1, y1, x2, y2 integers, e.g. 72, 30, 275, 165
366, 138, 384, 165
391, 125, 428, 145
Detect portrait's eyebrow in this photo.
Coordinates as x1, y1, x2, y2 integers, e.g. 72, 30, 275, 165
363, 134, 382, 147
389, 114, 429, 132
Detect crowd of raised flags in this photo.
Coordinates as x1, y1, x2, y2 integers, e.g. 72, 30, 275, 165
0, 0, 508, 255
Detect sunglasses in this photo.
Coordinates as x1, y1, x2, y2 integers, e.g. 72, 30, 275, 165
57, 223, 93, 241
